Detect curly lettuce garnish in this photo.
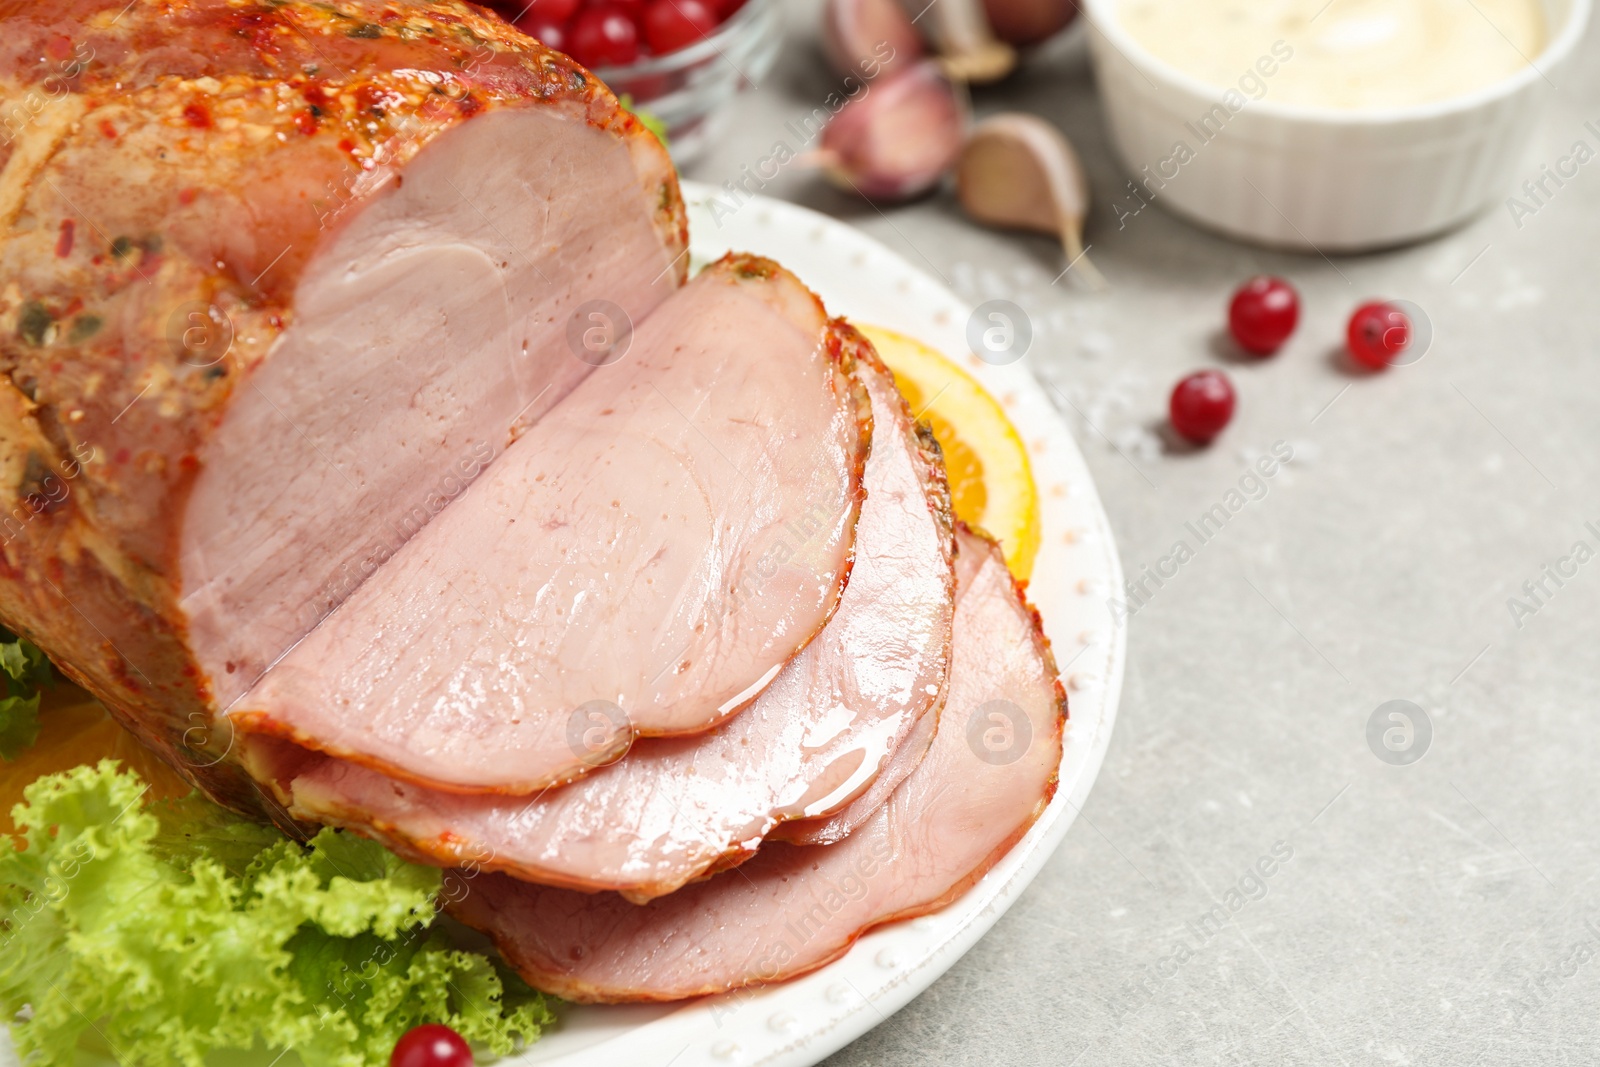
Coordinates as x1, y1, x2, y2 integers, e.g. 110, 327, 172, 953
0, 630, 51, 762
0, 762, 553, 1066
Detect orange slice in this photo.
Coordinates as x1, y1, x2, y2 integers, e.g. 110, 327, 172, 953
859, 324, 1041, 580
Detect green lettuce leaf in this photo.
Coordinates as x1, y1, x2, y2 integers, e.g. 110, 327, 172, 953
0, 762, 553, 1066
0, 629, 51, 761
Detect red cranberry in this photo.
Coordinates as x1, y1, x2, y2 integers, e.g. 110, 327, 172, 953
568, 5, 641, 68
514, 13, 568, 49
1346, 301, 1411, 370
1227, 275, 1299, 356
1169, 370, 1236, 445
391, 1024, 472, 1067
642, 0, 718, 53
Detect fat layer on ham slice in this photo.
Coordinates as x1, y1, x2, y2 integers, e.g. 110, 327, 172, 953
261, 345, 953, 899
230, 256, 870, 795
449, 527, 1066, 1003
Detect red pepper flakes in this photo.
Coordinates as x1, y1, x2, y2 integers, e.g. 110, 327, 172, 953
62, 297, 83, 317
302, 83, 330, 111
178, 454, 199, 474
292, 109, 318, 136
178, 187, 199, 206
99, 118, 118, 139
113, 447, 131, 465
183, 102, 213, 128
456, 92, 483, 118
55, 219, 75, 258
338, 137, 356, 155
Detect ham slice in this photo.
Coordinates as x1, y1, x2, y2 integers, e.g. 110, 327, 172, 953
770, 669, 940, 846
231, 256, 870, 794
259, 342, 952, 897
0, 0, 685, 817
450, 527, 1067, 1002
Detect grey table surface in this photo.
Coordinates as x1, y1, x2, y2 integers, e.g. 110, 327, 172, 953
683, 5, 1600, 1065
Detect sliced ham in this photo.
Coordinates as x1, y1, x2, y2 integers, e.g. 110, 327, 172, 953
258, 341, 952, 897
450, 527, 1067, 1003
0, 0, 684, 817
231, 256, 870, 794
770, 664, 940, 846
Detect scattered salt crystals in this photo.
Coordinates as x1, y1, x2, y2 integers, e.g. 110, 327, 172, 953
978, 267, 1009, 300
1285, 438, 1320, 465
1493, 269, 1544, 310
1114, 423, 1162, 463
1079, 330, 1112, 359
1494, 284, 1544, 310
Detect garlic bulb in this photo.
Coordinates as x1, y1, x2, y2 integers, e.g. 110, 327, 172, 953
818, 61, 970, 202
821, 0, 923, 81
895, 0, 1017, 84
982, 0, 1079, 46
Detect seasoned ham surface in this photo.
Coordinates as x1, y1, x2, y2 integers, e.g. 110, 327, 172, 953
232, 256, 871, 795
0, 0, 684, 817
450, 527, 1067, 1003
265, 345, 951, 897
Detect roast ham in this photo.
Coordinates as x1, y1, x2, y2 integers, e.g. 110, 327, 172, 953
0, 0, 686, 816
2, 1, 1071, 1008
449, 527, 1067, 1002
231, 255, 870, 794
0, 0, 866, 818
257, 344, 952, 897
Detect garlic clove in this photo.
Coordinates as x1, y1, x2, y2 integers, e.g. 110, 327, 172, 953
821, 0, 924, 81
981, 0, 1079, 46
956, 113, 1104, 287
895, 0, 1017, 84
818, 61, 969, 203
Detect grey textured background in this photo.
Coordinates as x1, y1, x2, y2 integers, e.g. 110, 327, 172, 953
685, 4, 1600, 1064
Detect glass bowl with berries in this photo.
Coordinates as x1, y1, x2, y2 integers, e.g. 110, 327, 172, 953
494, 0, 782, 163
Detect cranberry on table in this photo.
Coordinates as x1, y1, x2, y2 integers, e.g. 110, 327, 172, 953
642, 0, 719, 53
391, 1024, 472, 1067
567, 4, 642, 67
1227, 275, 1299, 356
1169, 370, 1236, 445
1346, 301, 1411, 369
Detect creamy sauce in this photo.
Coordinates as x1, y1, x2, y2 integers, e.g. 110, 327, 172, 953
1118, 0, 1547, 109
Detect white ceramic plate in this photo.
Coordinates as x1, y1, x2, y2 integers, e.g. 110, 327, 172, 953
8, 186, 1125, 1067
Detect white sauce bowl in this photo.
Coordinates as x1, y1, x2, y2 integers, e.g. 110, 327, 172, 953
1081, 0, 1591, 250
